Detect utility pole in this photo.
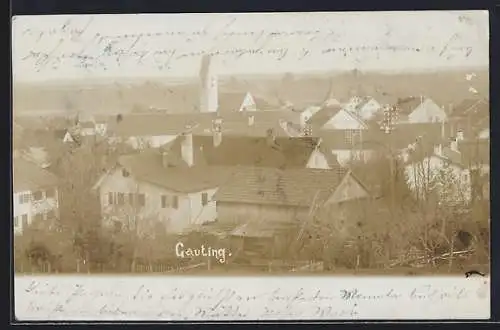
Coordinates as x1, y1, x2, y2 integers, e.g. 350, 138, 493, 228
381, 104, 398, 215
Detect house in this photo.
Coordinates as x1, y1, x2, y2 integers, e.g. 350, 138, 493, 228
449, 99, 489, 139
317, 122, 450, 167
13, 157, 60, 235
211, 167, 369, 260
93, 130, 324, 233
321, 107, 369, 131
92, 149, 233, 234
396, 96, 446, 123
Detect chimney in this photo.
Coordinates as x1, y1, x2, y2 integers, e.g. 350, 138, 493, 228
212, 118, 223, 147
420, 95, 423, 105
181, 126, 194, 167
248, 115, 255, 126
434, 143, 443, 156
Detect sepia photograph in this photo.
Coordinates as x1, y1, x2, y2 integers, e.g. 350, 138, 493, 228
12, 10, 490, 320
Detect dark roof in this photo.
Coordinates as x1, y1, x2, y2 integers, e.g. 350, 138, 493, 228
117, 150, 232, 193
13, 157, 59, 192
168, 135, 319, 169
213, 167, 349, 207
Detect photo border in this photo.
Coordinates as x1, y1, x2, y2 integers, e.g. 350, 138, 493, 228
7, 0, 499, 325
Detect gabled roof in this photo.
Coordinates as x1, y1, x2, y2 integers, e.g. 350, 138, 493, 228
450, 99, 489, 119
114, 150, 232, 193
13, 157, 59, 193
168, 135, 319, 169
213, 167, 350, 207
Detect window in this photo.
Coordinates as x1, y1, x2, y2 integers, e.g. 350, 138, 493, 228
161, 195, 178, 209
117, 193, 125, 205
122, 168, 130, 177
137, 194, 146, 207
33, 190, 44, 201
45, 188, 56, 198
108, 192, 114, 205
126, 215, 136, 228
344, 130, 354, 145
19, 193, 31, 204
201, 192, 209, 206
14, 216, 19, 227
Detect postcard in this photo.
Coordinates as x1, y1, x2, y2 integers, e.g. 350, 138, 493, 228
12, 10, 490, 321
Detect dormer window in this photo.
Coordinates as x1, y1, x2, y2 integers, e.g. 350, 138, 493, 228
122, 168, 130, 177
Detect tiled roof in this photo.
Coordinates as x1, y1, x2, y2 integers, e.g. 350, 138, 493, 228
117, 150, 233, 193
318, 122, 450, 152
109, 110, 299, 138
13, 157, 59, 193
108, 113, 215, 137
213, 167, 347, 207
168, 135, 319, 169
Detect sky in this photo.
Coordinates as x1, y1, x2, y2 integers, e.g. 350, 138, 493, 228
12, 11, 489, 83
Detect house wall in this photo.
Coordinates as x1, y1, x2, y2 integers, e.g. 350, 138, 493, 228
97, 168, 217, 233
322, 109, 367, 130
408, 99, 447, 123
306, 149, 331, 169
216, 202, 309, 225
13, 187, 59, 235
404, 156, 472, 203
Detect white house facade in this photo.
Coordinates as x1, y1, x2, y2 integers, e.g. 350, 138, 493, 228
94, 165, 218, 235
